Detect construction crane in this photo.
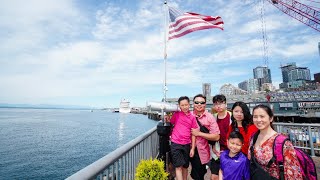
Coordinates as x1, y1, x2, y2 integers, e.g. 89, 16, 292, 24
260, 0, 269, 67
268, 0, 320, 32
258, 0, 319, 67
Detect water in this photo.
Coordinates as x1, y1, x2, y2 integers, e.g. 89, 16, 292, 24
0, 108, 158, 180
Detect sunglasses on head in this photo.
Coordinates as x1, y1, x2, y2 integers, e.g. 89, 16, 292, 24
194, 101, 206, 105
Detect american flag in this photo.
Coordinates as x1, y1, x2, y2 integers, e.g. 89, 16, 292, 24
168, 6, 224, 40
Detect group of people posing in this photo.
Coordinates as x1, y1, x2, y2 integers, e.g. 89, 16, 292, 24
167, 94, 303, 180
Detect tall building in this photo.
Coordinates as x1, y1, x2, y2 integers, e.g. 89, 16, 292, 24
202, 83, 211, 98
315, 73, 320, 83
280, 62, 297, 83
238, 80, 248, 91
253, 66, 272, 89
247, 78, 259, 94
288, 67, 311, 81
280, 62, 313, 90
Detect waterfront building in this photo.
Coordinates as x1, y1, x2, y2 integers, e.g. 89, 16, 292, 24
261, 83, 275, 92
314, 73, 320, 83
253, 66, 272, 90
288, 67, 311, 81
202, 83, 211, 98
220, 83, 248, 96
280, 62, 312, 91
281, 62, 297, 83
165, 90, 320, 117
238, 80, 248, 91
247, 78, 259, 94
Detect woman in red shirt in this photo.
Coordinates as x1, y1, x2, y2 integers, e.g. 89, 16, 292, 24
227, 101, 258, 156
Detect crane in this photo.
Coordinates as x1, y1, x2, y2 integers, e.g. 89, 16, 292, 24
268, 0, 320, 32
258, 0, 319, 67
260, 0, 269, 66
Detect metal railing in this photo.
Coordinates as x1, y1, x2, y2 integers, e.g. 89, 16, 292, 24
274, 122, 320, 157
66, 126, 159, 180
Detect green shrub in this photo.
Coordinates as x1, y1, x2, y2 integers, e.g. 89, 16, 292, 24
135, 158, 169, 180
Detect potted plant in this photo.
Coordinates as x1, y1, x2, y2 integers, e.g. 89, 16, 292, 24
135, 158, 169, 180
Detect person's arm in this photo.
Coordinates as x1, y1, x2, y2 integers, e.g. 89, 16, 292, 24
190, 135, 196, 157
191, 114, 220, 141
218, 169, 223, 180
191, 128, 220, 141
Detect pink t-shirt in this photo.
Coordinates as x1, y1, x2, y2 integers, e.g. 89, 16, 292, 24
170, 111, 198, 145
193, 110, 220, 164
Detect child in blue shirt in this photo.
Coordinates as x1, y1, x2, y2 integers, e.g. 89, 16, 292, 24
219, 131, 250, 180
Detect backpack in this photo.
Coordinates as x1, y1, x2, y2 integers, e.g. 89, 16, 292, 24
251, 131, 317, 180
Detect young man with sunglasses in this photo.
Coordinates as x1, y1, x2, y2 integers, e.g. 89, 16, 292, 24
190, 94, 220, 180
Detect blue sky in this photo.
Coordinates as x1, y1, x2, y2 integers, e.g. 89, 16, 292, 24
0, 0, 319, 108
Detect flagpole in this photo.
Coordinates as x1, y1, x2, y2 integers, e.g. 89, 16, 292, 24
163, 0, 168, 104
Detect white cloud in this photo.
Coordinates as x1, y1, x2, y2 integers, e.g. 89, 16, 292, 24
0, 0, 319, 107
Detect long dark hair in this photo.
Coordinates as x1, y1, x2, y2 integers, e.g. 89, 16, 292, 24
231, 101, 252, 133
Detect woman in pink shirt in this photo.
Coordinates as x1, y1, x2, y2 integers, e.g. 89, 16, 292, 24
170, 96, 197, 180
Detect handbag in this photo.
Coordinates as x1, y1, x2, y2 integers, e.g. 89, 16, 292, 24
250, 132, 278, 180
196, 117, 215, 145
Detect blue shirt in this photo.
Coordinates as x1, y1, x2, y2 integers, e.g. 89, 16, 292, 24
220, 150, 250, 180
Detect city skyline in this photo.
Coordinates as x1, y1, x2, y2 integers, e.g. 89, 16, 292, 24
0, 0, 319, 108
237, 62, 316, 92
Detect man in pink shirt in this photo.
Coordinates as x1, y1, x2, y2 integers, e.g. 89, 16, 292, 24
170, 96, 197, 180
190, 94, 220, 180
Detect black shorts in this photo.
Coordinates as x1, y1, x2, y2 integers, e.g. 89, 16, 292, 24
190, 148, 207, 180
170, 142, 190, 168
209, 158, 220, 175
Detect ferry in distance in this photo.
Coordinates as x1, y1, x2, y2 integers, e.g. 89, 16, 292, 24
119, 99, 130, 113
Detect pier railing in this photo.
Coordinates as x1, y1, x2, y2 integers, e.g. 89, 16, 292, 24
66, 126, 159, 180
274, 122, 320, 157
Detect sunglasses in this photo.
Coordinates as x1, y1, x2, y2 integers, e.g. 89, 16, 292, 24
194, 101, 206, 105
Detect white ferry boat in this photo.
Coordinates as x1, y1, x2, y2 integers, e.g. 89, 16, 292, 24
119, 99, 130, 113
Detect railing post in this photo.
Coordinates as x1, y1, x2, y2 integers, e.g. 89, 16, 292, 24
308, 125, 315, 157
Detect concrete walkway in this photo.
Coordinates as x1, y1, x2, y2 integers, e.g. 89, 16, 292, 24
183, 156, 320, 180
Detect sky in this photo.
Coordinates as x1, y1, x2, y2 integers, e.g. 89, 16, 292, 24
0, 0, 319, 108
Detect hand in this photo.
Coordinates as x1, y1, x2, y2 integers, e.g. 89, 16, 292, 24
191, 128, 201, 136
190, 148, 195, 158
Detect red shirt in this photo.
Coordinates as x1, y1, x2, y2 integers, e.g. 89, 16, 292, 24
227, 124, 258, 155
216, 112, 231, 150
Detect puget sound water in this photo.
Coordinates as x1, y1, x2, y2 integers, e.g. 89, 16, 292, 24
0, 108, 158, 180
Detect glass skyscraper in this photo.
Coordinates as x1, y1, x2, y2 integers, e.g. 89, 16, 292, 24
253, 66, 272, 89
280, 62, 297, 83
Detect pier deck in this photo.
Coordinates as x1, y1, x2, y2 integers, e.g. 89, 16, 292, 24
185, 156, 320, 180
